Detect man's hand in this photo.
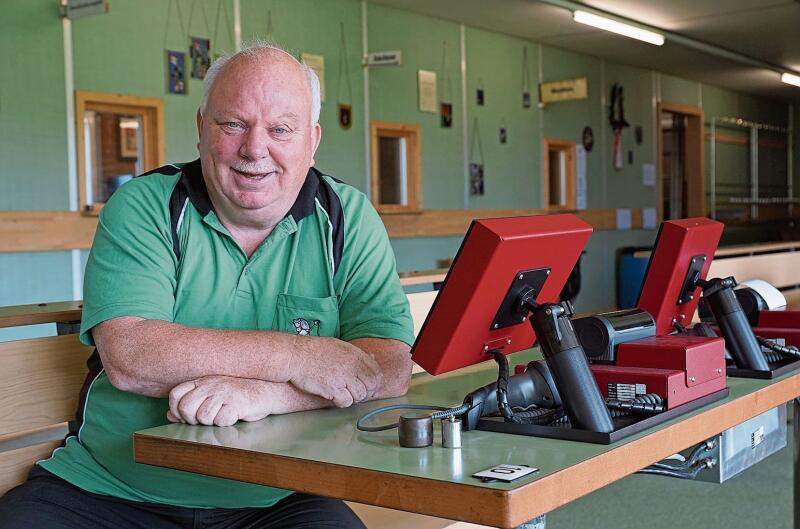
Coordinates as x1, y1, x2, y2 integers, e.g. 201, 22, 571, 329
289, 337, 383, 408
167, 375, 273, 426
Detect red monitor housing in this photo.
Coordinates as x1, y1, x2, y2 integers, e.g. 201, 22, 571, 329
637, 218, 725, 336
411, 214, 591, 375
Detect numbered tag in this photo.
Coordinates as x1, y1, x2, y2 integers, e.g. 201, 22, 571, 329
472, 464, 539, 483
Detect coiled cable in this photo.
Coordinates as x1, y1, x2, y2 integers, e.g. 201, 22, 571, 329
756, 336, 800, 360
356, 403, 471, 432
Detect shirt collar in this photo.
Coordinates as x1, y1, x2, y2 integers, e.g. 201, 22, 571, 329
182, 158, 320, 223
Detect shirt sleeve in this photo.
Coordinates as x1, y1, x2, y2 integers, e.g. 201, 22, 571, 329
336, 197, 415, 346
79, 177, 178, 346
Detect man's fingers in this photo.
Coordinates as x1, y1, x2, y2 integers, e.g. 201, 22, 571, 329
195, 396, 224, 426
176, 388, 210, 425
331, 388, 354, 408
347, 379, 368, 403
169, 380, 197, 422
214, 404, 239, 427
166, 410, 181, 423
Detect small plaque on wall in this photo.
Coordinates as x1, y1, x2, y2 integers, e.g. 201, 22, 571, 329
539, 77, 588, 104
418, 70, 437, 113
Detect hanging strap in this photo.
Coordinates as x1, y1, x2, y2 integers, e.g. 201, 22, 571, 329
186, 0, 212, 37
266, 9, 274, 38
440, 41, 453, 103
522, 46, 531, 94
336, 22, 354, 105
162, 0, 187, 50
212, 0, 234, 52
470, 117, 484, 165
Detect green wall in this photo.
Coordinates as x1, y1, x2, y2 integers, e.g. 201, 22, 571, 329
2, 0, 799, 324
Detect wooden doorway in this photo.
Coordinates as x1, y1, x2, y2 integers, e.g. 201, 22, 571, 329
657, 103, 704, 221
75, 91, 165, 212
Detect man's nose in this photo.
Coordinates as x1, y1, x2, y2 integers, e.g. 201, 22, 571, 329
238, 126, 271, 160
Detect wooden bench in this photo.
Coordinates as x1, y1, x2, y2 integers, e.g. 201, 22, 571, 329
0, 293, 495, 529
706, 241, 800, 305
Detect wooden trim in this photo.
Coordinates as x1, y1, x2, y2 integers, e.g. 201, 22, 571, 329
0, 301, 83, 329
0, 211, 97, 253
657, 102, 705, 219
542, 138, 577, 210
703, 131, 786, 150
398, 268, 448, 287
0, 207, 656, 253
380, 208, 646, 238
135, 373, 800, 528
75, 91, 166, 213
370, 121, 422, 214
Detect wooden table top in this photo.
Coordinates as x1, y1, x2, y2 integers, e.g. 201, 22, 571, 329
134, 350, 800, 528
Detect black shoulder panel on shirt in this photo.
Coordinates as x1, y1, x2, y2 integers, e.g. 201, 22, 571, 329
312, 168, 345, 276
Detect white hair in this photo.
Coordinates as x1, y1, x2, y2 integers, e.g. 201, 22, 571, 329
200, 40, 321, 125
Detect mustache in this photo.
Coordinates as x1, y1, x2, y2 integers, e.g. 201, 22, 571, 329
230, 160, 278, 174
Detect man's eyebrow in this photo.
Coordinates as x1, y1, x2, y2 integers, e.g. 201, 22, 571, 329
273, 113, 300, 122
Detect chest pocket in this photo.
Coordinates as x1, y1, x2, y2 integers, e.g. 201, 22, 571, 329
274, 293, 340, 338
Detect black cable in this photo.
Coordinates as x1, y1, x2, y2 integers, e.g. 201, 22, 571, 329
637, 458, 714, 480
355, 403, 471, 432
649, 439, 716, 471
489, 349, 523, 424
756, 336, 800, 360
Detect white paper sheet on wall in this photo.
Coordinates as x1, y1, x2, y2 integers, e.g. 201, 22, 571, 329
576, 145, 587, 210
616, 208, 632, 230
642, 163, 656, 187
642, 207, 657, 229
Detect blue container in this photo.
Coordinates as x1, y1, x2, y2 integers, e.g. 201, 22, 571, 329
617, 248, 651, 309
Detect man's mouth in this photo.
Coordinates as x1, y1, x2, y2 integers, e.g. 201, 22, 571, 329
231, 167, 275, 180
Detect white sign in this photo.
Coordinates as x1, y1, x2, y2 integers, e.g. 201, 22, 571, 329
576, 145, 587, 210
642, 207, 657, 229
616, 208, 632, 230
301, 53, 326, 102
418, 70, 437, 113
642, 163, 656, 187
367, 50, 402, 67
472, 464, 539, 483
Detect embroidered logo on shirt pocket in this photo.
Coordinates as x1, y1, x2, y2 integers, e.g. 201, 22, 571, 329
275, 294, 339, 337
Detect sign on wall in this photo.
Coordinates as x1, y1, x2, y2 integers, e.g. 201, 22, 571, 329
539, 77, 588, 104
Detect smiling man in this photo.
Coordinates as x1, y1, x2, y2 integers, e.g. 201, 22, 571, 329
0, 44, 413, 529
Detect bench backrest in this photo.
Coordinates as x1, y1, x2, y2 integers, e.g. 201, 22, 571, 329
0, 310, 91, 496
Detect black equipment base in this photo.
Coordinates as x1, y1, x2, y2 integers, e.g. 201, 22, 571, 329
475, 388, 730, 444
726, 358, 800, 379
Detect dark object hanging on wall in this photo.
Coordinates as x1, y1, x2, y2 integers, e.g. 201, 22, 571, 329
477, 79, 485, 106
441, 102, 453, 128
609, 83, 630, 170
469, 117, 485, 195
635, 125, 643, 145
582, 126, 594, 152
522, 46, 532, 108
499, 127, 507, 144
338, 104, 352, 129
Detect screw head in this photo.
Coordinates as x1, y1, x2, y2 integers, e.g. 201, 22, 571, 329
716, 368, 722, 374
518, 274, 524, 280
522, 316, 527, 321
506, 339, 512, 344
493, 323, 499, 329
690, 377, 696, 382
483, 345, 489, 351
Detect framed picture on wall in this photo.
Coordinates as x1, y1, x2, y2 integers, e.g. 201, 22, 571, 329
119, 117, 139, 158
166, 50, 187, 94
190, 37, 211, 79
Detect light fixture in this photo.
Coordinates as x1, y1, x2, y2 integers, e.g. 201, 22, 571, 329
781, 73, 800, 88
573, 10, 665, 46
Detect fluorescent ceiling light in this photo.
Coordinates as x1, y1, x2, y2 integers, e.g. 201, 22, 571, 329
781, 73, 800, 88
573, 10, 665, 46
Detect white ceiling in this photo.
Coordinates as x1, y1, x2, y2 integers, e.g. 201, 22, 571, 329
368, 0, 800, 102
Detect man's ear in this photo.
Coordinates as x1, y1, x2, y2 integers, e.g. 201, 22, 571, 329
309, 123, 322, 166
196, 109, 203, 139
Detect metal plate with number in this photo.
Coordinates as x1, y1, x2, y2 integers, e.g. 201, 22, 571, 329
472, 464, 539, 482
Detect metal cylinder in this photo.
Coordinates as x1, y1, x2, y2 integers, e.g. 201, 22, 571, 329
441, 416, 462, 449
398, 413, 433, 448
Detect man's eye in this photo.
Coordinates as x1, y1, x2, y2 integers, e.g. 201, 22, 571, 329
272, 127, 289, 134
222, 122, 243, 130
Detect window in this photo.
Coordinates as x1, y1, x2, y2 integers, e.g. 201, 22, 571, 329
370, 121, 421, 213
75, 91, 165, 213
543, 138, 576, 210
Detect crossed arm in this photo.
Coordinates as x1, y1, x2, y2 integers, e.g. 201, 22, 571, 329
92, 316, 412, 426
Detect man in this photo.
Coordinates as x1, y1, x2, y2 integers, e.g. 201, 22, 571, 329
0, 43, 414, 529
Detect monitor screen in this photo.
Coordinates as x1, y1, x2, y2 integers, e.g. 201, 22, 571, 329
411, 214, 592, 375
637, 218, 724, 336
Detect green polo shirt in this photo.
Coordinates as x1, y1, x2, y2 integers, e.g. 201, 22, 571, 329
39, 159, 414, 508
